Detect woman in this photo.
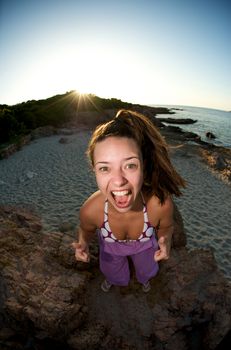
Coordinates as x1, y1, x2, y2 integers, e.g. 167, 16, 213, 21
73, 109, 185, 292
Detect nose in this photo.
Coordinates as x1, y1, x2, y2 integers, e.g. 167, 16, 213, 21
112, 168, 127, 187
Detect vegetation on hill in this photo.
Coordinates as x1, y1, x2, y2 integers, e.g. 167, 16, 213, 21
0, 91, 132, 144
0, 91, 169, 145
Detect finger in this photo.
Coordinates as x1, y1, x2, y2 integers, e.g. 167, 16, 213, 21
75, 249, 86, 258
71, 242, 81, 249
75, 250, 90, 262
154, 250, 162, 262
154, 249, 168, 262
76, 247, 89, 258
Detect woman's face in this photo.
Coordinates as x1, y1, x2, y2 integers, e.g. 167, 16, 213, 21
93, 136, 143, 213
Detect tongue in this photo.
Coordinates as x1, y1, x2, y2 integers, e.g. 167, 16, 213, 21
114, 195, 128, 205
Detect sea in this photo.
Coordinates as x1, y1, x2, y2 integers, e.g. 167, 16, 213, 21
152, 105, 231, 148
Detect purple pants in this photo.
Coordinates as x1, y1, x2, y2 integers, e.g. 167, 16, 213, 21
98, 233, 159, 286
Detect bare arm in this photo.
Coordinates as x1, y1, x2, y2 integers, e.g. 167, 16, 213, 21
72, 194, 100, 262
72, 226, 95, 263
154, 196, 174, 262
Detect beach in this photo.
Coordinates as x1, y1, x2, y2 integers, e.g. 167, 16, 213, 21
0, 127, 230, 281
167, 140, 231, 279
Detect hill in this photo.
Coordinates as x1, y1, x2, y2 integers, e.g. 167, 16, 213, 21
0, 91, 170, 145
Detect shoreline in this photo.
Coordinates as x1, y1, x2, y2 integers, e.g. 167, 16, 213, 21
160, 127, 231, 185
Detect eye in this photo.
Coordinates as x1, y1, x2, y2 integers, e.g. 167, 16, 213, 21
98, 166, 109, 173
125, 163, 138, 170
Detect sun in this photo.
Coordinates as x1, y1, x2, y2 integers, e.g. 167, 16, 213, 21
70, 89, 101, 114
73, 90, 88, 98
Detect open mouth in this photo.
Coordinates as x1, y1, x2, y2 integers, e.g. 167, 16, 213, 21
111, 190, 132, 208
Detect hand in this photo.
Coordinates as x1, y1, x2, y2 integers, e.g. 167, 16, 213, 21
154, 236, 171, 262
72, 241, 90, 263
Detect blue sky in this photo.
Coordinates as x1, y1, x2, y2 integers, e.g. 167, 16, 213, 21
0, 0, 230, 110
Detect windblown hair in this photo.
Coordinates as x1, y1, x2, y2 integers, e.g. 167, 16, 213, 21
87, 109, 186, 203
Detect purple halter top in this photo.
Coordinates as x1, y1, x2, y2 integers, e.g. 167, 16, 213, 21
100, 198, 156, 243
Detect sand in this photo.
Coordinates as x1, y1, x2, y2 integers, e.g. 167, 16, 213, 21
0, 129, 230, 280
168, 142, 231, 279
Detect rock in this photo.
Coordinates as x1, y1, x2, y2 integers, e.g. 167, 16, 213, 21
59, 137, 69, 144
214, 154, 227, 171
151, 249, 231, 349
165, 125, 184, 133
201, 148, 231, 183
0, 206, 88, 349
162, 126, 200, 142
0, 205, 230, 350
182, 131, 200, 141
206, 131, 216, 139
158, 117, 197, 125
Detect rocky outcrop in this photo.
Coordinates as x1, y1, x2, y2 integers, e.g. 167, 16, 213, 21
157, 117, 197, 125
0, 206, 88, 349
162, 125, 202, 143
0, 205, 230, 349
201, 147, 231, 183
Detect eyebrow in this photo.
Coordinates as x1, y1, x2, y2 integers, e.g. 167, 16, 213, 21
95, 156, 140, 166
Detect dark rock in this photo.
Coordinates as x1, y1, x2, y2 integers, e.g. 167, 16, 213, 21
0, 205, 230, 350
59, 137, 69, 144
214, 154, 227, 171
183, 131, 201, 141
206, 132, 216, 139
0, 206, 87, 348
158, 117, 197, 125
165, 125, 184, 133
162, 126, 200, 142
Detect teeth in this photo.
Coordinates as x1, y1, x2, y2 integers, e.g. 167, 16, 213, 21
112, 190, 129, 196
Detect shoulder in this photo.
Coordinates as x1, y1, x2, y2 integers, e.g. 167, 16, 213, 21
145, 194, 174, 221
80, 190, 105, 228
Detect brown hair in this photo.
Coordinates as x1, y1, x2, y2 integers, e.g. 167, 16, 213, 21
87, 109, 185, 203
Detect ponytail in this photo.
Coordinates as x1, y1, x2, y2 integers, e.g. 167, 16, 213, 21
87, 109, 185, 203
